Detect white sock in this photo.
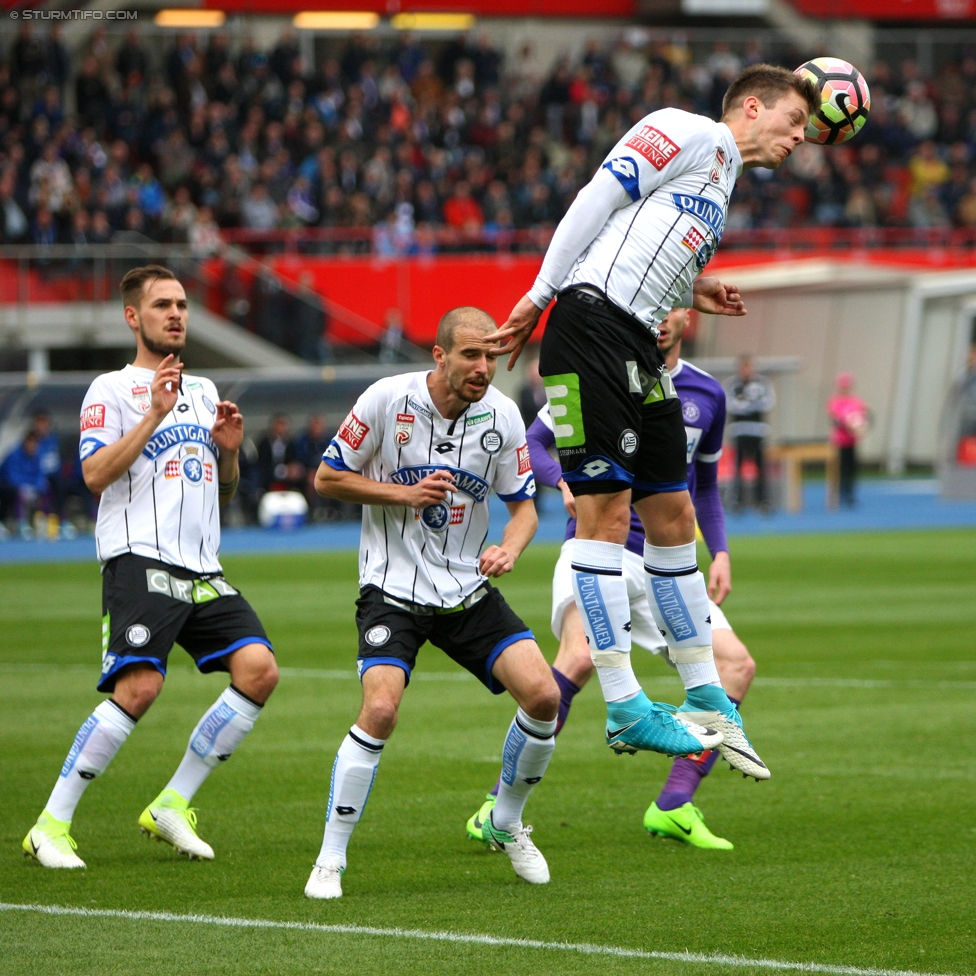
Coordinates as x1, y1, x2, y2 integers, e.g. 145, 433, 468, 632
644, 541, 721, 690
46, 700, 135, 822
492, 708, 557, 832
165, 686, 263, 802
317, 725, 384, 868
571, 539, 640, 702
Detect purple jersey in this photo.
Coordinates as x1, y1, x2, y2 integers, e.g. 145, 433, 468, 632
525, 358, 728, 557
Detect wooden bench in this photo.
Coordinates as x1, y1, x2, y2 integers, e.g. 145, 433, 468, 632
767, 442, 839, 512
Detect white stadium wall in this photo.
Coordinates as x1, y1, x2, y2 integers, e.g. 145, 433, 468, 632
691, 261, 976, 471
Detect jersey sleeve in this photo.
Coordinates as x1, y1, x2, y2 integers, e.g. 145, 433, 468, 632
693, 388, 727, 554
79, 374, 122, 462
525, 405, 563, 489
697, 390, 725, 463
321, 381, 388, 473
492, 405, 536, 502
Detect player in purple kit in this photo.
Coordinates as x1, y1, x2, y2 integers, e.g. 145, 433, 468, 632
466, 307, 758, 848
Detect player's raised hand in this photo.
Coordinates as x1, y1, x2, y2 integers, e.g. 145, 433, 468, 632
150, 355, 183, 418
212, 400, 244, 453
485, 294, 545, 371
403, 469, 454, 509
480, 544, 515, 578
692, 277, 747, 317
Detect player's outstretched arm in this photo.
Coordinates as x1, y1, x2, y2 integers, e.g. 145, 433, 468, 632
315, 462, 455, 508
82, 356, 182, 496
692, 277, 747, 317
480, 498, 538, 578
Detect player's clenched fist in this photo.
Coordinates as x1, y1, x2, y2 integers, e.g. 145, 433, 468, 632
479, 545, 515, 578
402, 468, 455, 509
150, 354, 183, 418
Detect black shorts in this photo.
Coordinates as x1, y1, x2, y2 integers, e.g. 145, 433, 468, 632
538, 288, 688, 499
98, 554, 272, 693
355, 584, 534, 695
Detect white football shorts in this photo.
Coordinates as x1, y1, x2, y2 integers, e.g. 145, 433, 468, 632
551, 539, 730, 655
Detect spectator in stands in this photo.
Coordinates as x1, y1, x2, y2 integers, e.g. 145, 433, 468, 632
827, 372, 870, 507
257, 414, 303, 494
379, 308, 404, 363
517, 356, 546, 427
725, 356, 776, 513
294, 414, 340, 519
0, 430, 51, 539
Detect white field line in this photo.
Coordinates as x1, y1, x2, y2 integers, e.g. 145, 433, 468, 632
0, 903, 963, 976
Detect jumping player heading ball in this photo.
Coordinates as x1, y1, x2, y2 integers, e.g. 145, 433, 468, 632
487, 64, 819, 773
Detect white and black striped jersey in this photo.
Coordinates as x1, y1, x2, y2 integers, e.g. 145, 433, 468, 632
322, 371, 536, 608
527, 108, 742, 333
79, 364, 223, 573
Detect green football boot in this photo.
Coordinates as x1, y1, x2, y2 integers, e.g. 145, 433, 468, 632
23, 810, 86, 868
139, 788, 214, 860
643, 801, 734, 850
465, 793, 496, 847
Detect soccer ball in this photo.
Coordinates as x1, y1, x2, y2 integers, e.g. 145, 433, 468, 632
794, 57, 871, 145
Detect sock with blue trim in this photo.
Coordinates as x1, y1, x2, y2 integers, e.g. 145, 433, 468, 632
316, 725, 384, 868
492, 709, 556, 832
165, 685, 263, 802
45, 699, 136, 822
644, 541, 721, 690
572, 539, 640, 703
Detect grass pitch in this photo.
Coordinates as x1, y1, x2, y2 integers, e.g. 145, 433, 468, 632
1, 530, 975, 976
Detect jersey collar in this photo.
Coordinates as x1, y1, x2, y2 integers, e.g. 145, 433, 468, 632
717, 122, 744, 178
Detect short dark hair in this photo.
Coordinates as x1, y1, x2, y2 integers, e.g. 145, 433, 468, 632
120, 265, 178, 310
435, 306, 496, 352
721, 63, 819, 119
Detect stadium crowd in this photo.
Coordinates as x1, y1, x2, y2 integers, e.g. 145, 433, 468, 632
5, 23, 976, 256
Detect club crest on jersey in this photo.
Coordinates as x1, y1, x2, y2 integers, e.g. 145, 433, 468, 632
625, 125, 680, 171
180, 454, 205, 486
339, 412, 369, 450
392, 465, 490, 503
671, 193, 726, 238
682, 399, 701, 423
517, 443, 532, 475
131, 386, 151, 412
481, 429, 502, 454
394, 413, 415, 445
710, 148, 725, 185
80, 404, 105, 431
420, 502, 451, 532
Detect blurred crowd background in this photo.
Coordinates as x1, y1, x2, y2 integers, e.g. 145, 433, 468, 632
8, 21, 976, 258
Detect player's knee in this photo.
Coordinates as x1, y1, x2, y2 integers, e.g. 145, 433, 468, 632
252, 654, 279, 700
361, 695, 399, 738
112, 665, 163, 717
716, 632, 754, 683
523, 674, 560, 723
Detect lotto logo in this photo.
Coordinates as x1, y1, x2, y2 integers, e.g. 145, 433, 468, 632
80, 404, 105, 431
582, 459, 611, 478
681, 227, 706, 252
339, 412, 369, 450
450, 504, 465, 525
517, 443, 532, 475
625, 125, 680, 170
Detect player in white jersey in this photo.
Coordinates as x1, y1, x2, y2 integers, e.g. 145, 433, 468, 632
487, 65, 818, 772
304, 307, 562, 899
23, 266, 277, 869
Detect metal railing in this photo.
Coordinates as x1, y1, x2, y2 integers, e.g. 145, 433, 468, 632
0, 242, 430, 364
